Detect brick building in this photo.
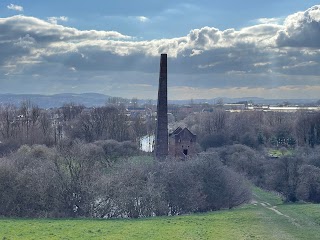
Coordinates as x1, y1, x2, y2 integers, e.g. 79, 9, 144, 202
169, 127, 197, 159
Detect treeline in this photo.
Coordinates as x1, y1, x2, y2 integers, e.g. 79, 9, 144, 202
1, 101, 319, 219
2, 101, 320, 155
180, 109, 320, 149
209, 144, 320, 203
1, 140, 319, 218
0, 102, 149, 156
0, 141, 251, 218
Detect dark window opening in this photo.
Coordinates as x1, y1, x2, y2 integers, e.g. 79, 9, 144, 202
183, 149, 188, 155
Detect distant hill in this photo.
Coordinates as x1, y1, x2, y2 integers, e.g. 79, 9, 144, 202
0, 93, 318, 108
0, 93, 110, 108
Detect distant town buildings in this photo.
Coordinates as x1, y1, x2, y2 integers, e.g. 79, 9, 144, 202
196, 103, 320, 113
242, 103, 320, 113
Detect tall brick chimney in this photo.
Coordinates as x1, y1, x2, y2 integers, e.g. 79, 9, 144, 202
155, 54, 168, 159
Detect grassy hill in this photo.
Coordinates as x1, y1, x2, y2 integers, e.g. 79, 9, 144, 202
0, 188, 319, 240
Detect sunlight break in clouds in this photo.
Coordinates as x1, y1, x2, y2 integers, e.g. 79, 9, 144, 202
7, 4, 23, 12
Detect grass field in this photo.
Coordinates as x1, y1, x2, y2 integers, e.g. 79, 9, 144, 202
268, 148, 294, 158
1, 189, 319, 240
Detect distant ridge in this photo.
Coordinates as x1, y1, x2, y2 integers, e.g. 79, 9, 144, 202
0, 93, 110, 108
0, 93, 318, 108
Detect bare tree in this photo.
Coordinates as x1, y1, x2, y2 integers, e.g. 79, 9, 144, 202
297, 164, 320, 202
61, 103, 84, 122
0, 104, 17, 140
54, 141, 105, 217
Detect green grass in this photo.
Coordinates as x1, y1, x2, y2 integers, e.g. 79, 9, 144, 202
1, 189, 319, 239
252, 187, 284, 206
268, 148, 294, 158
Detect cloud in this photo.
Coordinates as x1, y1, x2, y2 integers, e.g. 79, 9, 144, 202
0, 15, 131, 42
7, 4, 23, 12
47, 16, 69, 25
256, 18, 283, 25
137, 16, 149, 22
1, 6, 320, 99
276, 5, 320, 48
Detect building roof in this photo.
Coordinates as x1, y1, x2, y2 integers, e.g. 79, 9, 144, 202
169, 127, 196, 137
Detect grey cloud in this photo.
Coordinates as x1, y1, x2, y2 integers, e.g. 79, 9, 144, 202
44, 51, 159, 73
0, 15, 131, 43
188, 27, 221, 47
276, 5, 320, 48
0, 15, 282, 75
1, 6, 320, 98
0, 15, 133, 74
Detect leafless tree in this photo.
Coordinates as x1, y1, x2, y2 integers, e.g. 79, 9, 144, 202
297, 164, 320, 202
0, 104, 17, 140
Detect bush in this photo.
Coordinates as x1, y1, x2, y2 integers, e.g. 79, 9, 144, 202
200, 133, 229, 150
214, 144, 265, 186
297, 164, 320, 203
0, 142, 255, 218
99, 155, 252, 218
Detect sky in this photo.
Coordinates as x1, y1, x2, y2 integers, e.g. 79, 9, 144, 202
1, 1, 320, 100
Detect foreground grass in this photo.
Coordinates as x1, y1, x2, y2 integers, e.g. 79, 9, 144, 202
1, 190, 319, 240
